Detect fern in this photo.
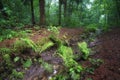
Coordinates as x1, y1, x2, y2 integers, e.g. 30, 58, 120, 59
13, 38, 38, 53
40, 41, 54, 53
20, 38, 37, 52
23, 58, 32, 68
58, 45, 74, 67
78, 42, 91, 59
57, 45, 83, 80
0, 48, 11, 54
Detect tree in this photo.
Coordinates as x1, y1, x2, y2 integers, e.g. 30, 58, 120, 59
46, 0, 52, 25
58, 0, 62, 25
0, 1, 8, 19
39, 0, 45, 26
30, 0, 35, 25
58, 0, 67, 26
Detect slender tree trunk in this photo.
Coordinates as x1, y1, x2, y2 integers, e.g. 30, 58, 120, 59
103, 0, 108, 25
64, 2, 66, 18
64, 0, 67, 25
59, 0, 62, 25
46, 0, 52, 25
79, 2, 83, 23
30, 0, 35, 25
0, 1, 8, 19
115, 0, 120, 23
116, 0, 120, 16
39, 0, 45, 26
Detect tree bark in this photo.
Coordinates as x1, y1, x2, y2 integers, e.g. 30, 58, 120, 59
115, 0, 120, 23
0, 1, 8, 18
39, 0, 45, 26
64, 0, 67, 25
30, 0, 35, 25
59, 0, 62, 25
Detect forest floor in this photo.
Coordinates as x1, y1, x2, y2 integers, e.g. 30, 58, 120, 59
0, 27, 120, 80
84, 27, 120, 80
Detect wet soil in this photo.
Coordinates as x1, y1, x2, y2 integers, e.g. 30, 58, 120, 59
85, 27, 120, 80
0, 27, 120, 80
23, 27, 120, 80
23, 28, 84, 80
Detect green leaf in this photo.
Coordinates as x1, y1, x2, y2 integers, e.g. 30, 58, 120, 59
3, 54, 11, 62
78, 42, 90, 59
12, 69, 24, 78
14, 57, 20, 62
23, 59, 32, 68
40, 41, 54, 53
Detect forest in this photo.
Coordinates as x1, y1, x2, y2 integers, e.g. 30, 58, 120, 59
0, 0, 120, 80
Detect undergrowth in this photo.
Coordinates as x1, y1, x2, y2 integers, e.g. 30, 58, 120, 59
0, 28, 31, 42
56, 45, 83, 80
78, 42, 91, 59
0, 26, 103, 80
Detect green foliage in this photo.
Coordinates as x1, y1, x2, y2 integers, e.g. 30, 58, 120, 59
20, 38, 37, 51
35, 37, 55, 53
0, 29, 17, 42
17, 30, 30, 38
102, 25, 110, 32
57, 45, 83, 80
3, 54, 11, 64
78, 42, 91, 59
0, 48, 11, 63
69, 65, 83, 80
14, 57, 20, 62
13, 38, 37, 53
0, 28, 30, 42
0, 17, 24, 28
86, 67, 95, 74
23, 59, 32, 68
50, 74, 67, 80
48, 26, 60, 38
0, 0, 31, 27
58, 45, 75, 67
41, 61, 53, 73
13, 37, 54, 54
0, 47, 11, 54
86, 24, 99, 33
11, 69, 24, 79
40, 41, 54, 53
34, 25, 41, 30
89, 58, 104, 67
48, 26, 63, 47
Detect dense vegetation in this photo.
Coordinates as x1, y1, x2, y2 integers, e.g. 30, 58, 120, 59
0, 0, 120, 80
0, 0, 120, 27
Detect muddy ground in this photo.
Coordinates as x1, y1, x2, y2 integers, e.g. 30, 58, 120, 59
23, 27, 120, 80
0, 27, 120, 80
85, 27, 120, 80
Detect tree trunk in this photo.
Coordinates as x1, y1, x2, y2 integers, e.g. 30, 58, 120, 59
30, 0, 35, 25
46, 0, 52, 25
115, 0, 120, 23
64, 0, 67, 25
59, 0, 62, 25
39, 0, 45, 26
0, 1, 8, 19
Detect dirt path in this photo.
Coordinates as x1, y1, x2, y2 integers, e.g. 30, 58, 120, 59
86, 27, 120, 80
